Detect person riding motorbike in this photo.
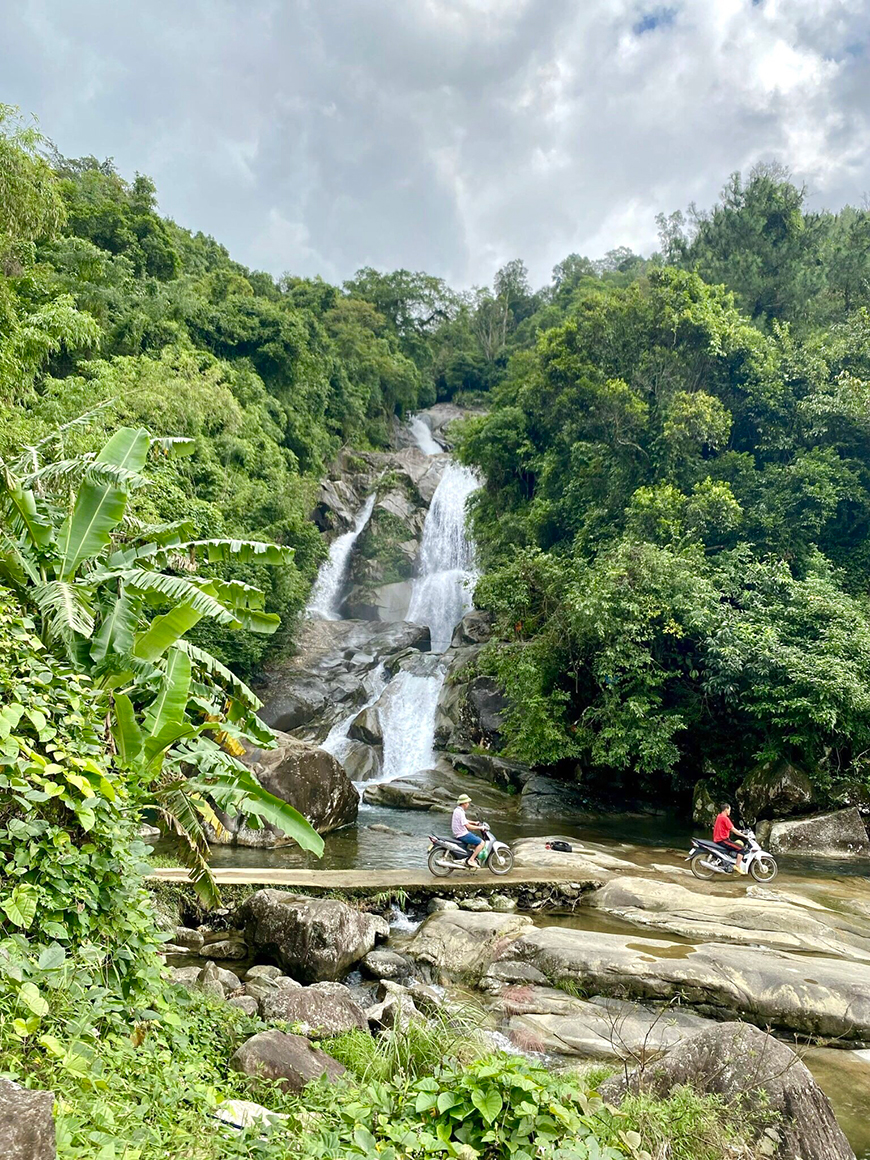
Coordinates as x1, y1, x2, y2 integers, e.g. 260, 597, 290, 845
451, 793, 486, 869
713, 802, 748, 875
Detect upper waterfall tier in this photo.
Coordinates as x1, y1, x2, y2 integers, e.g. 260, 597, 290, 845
306, 493, 375, 620
407, 462, 480, 653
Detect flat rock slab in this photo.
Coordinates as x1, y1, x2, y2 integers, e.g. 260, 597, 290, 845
502, 989, 714, 1061
261, 983, 368, 1036
592, 876, 870, 961
406, 910, 532, 979
769, 808, 870, 858
505, 925, 870, 1040
511, 837, 645, 876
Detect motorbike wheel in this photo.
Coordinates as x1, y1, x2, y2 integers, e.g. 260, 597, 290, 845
690, 853, 717, 880
427, 847, 456, 878
488, 847, 514, 875
750, 855, 778, 883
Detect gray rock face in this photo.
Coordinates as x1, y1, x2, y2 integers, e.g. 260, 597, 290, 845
260, 983, 368, 1036
505, 926, 870, 1040
520, 775, 590, 818
601, 1022, 856, 1160
211, 734, 358, 848
479, 960, 549, 991
504, 990, 714, 1061
229, 1030, 346, 1093
362, 777, 454, 811
448, 752, 533, 792
691, 780, 719, 827
590, 875, 870, 960
239, 890, 389, 982
405, 910, 532, 979
348, 704, 382, 746
768, 808, 870, 857
173, 926, 204, 953
450, 610, 494, 647
202, 935, 247, 960
339, 740, 383, 782
737, 758, 815, 822
0, 1078, 55, 1160
360, 950, 413, 980
228, 995, 259, 1016
257, 618, 431, 738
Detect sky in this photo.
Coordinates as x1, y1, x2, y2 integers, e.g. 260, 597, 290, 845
3, 0, 870, 289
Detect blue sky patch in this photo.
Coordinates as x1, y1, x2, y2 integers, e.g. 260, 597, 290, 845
633, 7, 677, 35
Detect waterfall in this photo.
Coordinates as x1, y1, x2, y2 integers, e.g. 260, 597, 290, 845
407, 462, 480, 653
306, 493, 375, 620
374, 657, 445, 785
408, 414, 442, 456
320, 665, 388, 768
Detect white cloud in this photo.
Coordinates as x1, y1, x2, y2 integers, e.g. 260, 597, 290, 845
2, 0, 870, 287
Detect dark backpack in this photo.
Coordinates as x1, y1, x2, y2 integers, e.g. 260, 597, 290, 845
547, 840, 573, 853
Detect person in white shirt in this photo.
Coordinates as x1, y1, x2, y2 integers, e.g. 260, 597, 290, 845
451, 792, 485, 869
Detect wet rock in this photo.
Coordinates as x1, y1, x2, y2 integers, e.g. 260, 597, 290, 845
601, 1021, 856, 1160
0, 1077, 55, 1160
360, 950, 413, 980
173, 926, 204, 953
450, 610, 494, 647
520, 775, 591, 818
505, 926, 870, 1040
229, 1030, 346, 1093
448, 752, 533, 792
239, 890, 389, 982
737, 758, 815, 823
228, 995, 259, 1016
590, 875, 870, 960
506, 991, 714, 1061
466, 678, 509, 745
348, 705, 382, 746
406, 910, 532, 979
406, 981, 444, 1014
261, 983, 368, 1037
203, 936, 247, 961
362, 778, 453, 810
490, 895, 517, 913
459, 897, 491, 912
258, 680, 329, 734
210, 735, 358, 847
691, 781, 719, 827
246, 965, 284, 981
428, 898, 459, 913
768, 808, 870, 858
340, 741, 383, 782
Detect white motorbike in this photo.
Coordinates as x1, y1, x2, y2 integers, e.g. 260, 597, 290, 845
687, 828, 778, 882
427, 823, 514, 877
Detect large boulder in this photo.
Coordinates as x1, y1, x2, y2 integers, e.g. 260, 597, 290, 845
510, 837, 640, 877
448, 752, 533, 792
590, 875, 870, 960
503, 990, 714, 1061
260, 983, 368, 1037
362, 777, 454, 811
239, 890, 389, 981
229, 1030, 345, 1093
737, 758, 815, 822
348, 704, 382, 746
210, 735, 358, 847
520, 775, 592, 818
504, 925, 870, 1040
601, 1021, 855, 1160
405, 910, 532, 979
768, 808, 870, 857
450, 610, 494, 647
0, 1078, 55, 1160
691, 780, 719, 827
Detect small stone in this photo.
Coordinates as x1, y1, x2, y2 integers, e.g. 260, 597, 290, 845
246, 965, 283, 981
174, 926, 205, 952
228, 995, 259, 1016
229, 1030, 345, 1093
490, 895, 517, 912
196, 962, 226, 999
428, 898, 459, 913
459, 897, 491, 912
203, 939, 247, 961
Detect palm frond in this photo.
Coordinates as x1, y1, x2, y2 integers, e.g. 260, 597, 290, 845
32, 580, 96, 639
175, 639, 263, 710
99, 569, 238, 626
153, 783, 220, 907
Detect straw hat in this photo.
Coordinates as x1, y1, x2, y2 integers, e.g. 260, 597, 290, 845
456, 793, 472, 805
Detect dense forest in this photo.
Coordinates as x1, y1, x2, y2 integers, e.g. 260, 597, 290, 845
3, 104, 870, 1155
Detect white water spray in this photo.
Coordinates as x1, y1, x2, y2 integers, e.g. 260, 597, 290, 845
408, 414, 442, 456
320, 666, 388, 769
377, 659, 445, 784
306, 493, 375, 620
407, 463, 480, 652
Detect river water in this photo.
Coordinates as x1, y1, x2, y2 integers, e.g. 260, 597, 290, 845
224, 410, 870, 1155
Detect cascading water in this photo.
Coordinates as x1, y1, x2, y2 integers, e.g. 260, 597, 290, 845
408, 414, 443, 455
407, 462, 480, 653
320, 665, 388, 769
306, 493, 375, 620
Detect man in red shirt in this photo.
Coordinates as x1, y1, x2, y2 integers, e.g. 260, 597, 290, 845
713, 803, 748, 875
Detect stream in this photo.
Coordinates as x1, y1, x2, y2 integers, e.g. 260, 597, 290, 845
209, 409, 870, 1156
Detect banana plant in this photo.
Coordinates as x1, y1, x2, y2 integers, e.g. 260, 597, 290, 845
0, 420, 323, 900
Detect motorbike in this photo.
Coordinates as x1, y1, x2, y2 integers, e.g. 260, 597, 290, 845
427, 823, 514, 877
687, 828, 778, 882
